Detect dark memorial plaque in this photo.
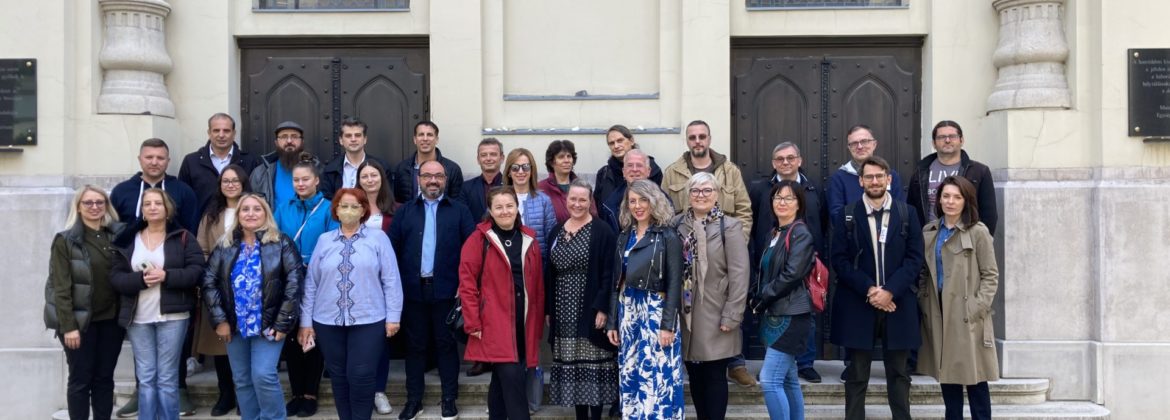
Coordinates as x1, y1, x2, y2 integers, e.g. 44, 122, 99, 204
0, 59, 36, 146
1129, 49, 1170, 138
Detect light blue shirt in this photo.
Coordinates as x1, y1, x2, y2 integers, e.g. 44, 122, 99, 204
934, 223, 956, 292
301, 225, 404, 327
420, 195, 441, 276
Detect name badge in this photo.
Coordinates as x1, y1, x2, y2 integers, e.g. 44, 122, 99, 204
879, 226, 889, 244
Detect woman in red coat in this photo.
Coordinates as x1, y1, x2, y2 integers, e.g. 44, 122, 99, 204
459, 185, 546, 420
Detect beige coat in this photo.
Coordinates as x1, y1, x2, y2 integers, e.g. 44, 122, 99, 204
662, 150, 753, 235
672, 213, 750, 362
193, 211, 230, 356
918, 220, 1000, 385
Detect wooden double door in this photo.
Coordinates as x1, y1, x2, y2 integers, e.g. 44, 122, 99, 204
731, 38, 923, 360
240, 38, 429, 166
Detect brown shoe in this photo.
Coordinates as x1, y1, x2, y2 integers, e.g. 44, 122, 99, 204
727, 365, 758, 388
467, 361, 491, 377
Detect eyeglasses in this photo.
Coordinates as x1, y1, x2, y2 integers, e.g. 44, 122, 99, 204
847, 138, 875, 149
220, 179, 242, 185
687, 134, 709, 141
689, 188, 715, 197
509, 163, 531, 173
861, 173, 888, 182
772, 196, 797, 204
277, 134, 302, 141
935, 134, 961, 141
419, 173, 446, 181
81, 200, 107, 208
772, 155, 800, 163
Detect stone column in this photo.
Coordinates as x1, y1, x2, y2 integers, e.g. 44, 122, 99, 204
97, 0, 174, 117
987, 0, 1071, 111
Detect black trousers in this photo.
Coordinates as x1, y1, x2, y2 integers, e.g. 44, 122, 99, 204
402, 292, 460, 402
213, 355, 236, 402
843, 312, 912, 420
315, 321, 385, 420
488, 361, 531, 420
61, 319, 125, 420
283, 332, 324, 397
941, 382, 991, 420
684, 358, 732, 420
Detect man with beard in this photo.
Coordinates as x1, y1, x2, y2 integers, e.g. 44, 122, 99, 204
250, 121, 320, 209
830, 156, 923, 420
389, 160, 476, 420
662, 120, 752, 232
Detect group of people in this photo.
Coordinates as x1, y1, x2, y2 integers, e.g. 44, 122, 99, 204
45, 112, 1001, 420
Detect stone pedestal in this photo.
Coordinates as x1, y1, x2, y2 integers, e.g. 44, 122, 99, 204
987, 0, 1071, 111
97, 0, 174, 117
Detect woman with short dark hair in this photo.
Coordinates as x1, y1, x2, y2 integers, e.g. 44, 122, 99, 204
918, 176, 999, 420
539, 140, 595, 224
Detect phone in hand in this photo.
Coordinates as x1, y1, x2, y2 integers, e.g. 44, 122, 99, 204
302, 335, 316, 352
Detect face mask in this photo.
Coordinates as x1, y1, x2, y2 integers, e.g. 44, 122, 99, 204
337, 208, 363, 225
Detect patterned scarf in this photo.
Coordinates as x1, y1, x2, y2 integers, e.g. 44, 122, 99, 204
680, 203, 725, 315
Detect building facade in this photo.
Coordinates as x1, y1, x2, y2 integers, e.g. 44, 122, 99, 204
1, 0, 1167, 418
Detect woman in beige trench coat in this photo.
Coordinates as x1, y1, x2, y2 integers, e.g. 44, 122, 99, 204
671, 172, 749, 420
918, 176, 999, 420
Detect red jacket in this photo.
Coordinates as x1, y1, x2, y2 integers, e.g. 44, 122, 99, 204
459, 221, 546, 367
537, 173, 597, 224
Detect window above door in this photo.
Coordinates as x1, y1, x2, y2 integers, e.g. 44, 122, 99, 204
256, 0, 409, 12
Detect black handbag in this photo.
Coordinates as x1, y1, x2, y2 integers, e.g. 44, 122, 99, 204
446, 238, 487, 343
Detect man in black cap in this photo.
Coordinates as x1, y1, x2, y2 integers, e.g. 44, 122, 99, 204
249, 120, 320, 208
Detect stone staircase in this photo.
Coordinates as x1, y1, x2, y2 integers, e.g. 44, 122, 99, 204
80, 361, 1108, 419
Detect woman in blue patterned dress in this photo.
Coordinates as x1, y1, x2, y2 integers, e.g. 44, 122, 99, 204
201, 193, 304, 420
299, 188, 403, 420
605, 179, 685, 420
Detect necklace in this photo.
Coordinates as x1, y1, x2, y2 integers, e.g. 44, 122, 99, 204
502, 229, 520, 247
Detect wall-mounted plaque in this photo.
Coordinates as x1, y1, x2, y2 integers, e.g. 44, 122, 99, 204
1129, 49, 1170, 138
0, 59, 36, 147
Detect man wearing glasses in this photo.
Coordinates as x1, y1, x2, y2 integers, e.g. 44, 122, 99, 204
907, 120, 998, 235
662, 120, 753, 232
249, 120, 320, 209
389, 160, 476, 420
827, 124, 906, 223
748, 141, 828, 383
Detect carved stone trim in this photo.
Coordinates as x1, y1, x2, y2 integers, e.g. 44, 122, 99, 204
987, 0, 1071, 112
97, 0, 175, 117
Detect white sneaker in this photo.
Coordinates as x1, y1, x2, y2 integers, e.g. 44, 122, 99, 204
185, 357, 203, 377
374, 392, 393, 415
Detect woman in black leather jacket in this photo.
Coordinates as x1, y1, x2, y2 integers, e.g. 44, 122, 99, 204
604, 179, 684, 420
752, 180, 815, 419
200, 193, 304, 419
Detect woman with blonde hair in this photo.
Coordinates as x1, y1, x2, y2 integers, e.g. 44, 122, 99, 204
201, 192, 303, 420
46, 185, 126, 420
110, 188, 205, 420
605, 179, 684, 419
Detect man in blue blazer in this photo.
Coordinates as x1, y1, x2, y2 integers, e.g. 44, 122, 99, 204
830, 156, 924, 420
389, 160, 476, 420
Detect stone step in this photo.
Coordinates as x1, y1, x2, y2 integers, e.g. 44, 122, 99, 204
57, 401, 1111, 420
117, 360, 1051, 407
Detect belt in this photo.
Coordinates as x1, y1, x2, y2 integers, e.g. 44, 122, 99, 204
420, 276, 435, 285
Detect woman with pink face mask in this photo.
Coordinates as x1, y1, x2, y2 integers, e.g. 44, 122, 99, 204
298, 188, 403, 420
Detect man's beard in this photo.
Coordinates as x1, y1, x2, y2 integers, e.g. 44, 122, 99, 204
690, 148, 708, 158
865, 187, 886, 200
279, 146, 305, 168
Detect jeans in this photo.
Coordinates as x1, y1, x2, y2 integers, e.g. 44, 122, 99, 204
796, 317, 817, 369
684, 358, 732, 420
315, 321, 385, 420
127, 318, 189, 420
941, 382, 991, 420
61, 319, 125, 420
760, 347, 804, 420
226, 333, 286, 420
